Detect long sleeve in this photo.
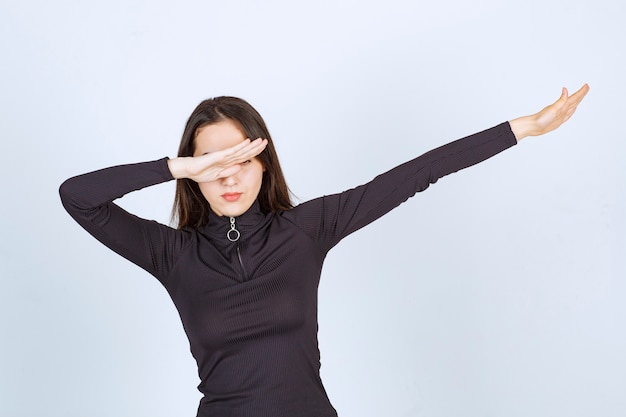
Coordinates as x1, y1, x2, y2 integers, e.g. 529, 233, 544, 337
287, 122, 518, 253
59, 157, 190, 286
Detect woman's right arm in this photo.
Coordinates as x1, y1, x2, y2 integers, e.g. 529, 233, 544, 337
59, 138, 269, 283
59, 158, 187, 284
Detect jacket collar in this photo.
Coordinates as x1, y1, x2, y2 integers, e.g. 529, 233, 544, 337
201, 200, 267, 242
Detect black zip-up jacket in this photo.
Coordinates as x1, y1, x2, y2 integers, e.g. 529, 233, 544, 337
60, 122, 517, 417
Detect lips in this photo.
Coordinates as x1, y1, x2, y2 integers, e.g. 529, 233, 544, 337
221, 192, 242, 202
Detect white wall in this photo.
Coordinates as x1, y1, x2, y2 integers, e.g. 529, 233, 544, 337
1, 1, 624, 416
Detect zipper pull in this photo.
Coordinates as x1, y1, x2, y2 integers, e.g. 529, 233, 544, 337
227, 216, 241, 242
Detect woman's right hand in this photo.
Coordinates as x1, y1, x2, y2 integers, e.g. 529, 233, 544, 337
167, 138, 268, 182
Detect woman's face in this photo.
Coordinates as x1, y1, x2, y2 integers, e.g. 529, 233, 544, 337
193, 119, 264, 217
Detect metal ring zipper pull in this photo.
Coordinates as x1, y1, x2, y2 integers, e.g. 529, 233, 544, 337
227, 217, 240, 242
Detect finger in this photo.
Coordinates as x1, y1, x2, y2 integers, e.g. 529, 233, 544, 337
567, 84, 590, 106
218, 138, 260, 161
549, 87, 569, 111
239, 138, 268, 159
222, 138, 267, 165
571, 83, 590, 97
217, 164, 242, 179
222, 138, 252, 157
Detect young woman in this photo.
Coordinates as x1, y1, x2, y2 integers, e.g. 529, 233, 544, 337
60, 84, 589, 417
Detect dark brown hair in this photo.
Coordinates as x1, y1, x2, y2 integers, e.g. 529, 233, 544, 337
172, 96, 293, 229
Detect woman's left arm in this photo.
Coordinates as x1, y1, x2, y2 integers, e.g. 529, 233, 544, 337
290, 84, 590, 253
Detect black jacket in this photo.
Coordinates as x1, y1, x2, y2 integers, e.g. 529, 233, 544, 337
60, 122, 516, 417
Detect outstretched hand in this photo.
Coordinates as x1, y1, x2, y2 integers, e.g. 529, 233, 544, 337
509, 83, 590, 141
168, 138, 268, 182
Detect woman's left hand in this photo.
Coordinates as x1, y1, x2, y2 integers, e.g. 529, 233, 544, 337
509, 83, 590, 141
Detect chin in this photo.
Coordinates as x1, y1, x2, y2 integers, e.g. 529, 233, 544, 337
213, 205, 249, 218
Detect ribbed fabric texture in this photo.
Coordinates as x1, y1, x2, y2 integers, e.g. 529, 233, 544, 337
59, 122, 516, 417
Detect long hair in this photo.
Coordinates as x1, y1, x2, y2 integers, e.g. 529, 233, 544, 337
172, 96, 293, 229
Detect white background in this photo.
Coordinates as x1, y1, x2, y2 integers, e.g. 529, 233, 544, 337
1, 1, 624, 416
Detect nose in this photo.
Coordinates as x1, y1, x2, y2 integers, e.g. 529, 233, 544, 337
221, 172, 238, 187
